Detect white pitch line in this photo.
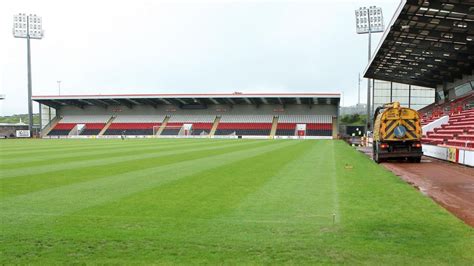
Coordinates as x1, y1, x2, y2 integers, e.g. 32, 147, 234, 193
330, 141, 341, 224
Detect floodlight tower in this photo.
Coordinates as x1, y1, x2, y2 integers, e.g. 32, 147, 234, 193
355, 6, 384, 132
13, 13, 44, 135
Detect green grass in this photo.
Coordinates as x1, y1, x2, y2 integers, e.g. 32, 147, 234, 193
0, 139, 473, 264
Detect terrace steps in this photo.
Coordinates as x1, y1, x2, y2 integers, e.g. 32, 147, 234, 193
155, 116, 170, 136
269, 116, 279, 139
40, 116, 62, 137
209, 116, 221, 137
98, 116, 116, 136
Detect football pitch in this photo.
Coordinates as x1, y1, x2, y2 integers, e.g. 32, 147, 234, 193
1, 139, 473, 264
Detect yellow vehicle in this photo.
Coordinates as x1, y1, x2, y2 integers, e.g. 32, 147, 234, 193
372, 102, 423, 163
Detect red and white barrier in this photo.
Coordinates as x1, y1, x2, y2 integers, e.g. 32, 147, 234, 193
422, 144, 474, 167
422, 115, 449, 133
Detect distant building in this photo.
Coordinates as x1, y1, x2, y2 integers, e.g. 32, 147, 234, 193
372, 80, 435, 113
0, 123, 28, 138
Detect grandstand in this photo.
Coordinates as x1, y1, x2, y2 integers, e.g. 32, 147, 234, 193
33, 93, 340, 139
364, 0, 473, 166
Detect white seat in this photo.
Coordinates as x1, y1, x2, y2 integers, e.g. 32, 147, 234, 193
278, 115, 332, 123
114, 115, 166, 123
61, 115, 110, 123
168, 115, 215, 123
220, 115, 273, 123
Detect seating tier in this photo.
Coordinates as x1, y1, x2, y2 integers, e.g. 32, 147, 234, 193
46, 114, 334, 137
47, 123, 75, 136
105, 123, 161, 135
80, 123, 106, 135
215, 123, 272, 136
422, 107, 474, 149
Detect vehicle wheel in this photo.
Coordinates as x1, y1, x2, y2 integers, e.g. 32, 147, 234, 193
408, 157, 420, 163
376, 154, 385, 163
372, 142, 377, 161
374, 145, 383, 164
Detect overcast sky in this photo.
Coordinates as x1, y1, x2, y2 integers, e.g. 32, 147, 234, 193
0, 0, 400, 115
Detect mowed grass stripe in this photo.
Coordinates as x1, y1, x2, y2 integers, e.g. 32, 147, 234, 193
0, 138, 214, 164
0, 139, 268, 179
0, 138, 192, 150
0, 142, 307, 262
332, 141, 474, 263
0, 140, 298, 222
19, 141, 313, 262
0, 139, 110, 151
0, 139, 150, 155
0, 138, 206, 159
0, 138, 217, 159
155, 141, 344, 263
1, 139, 237, 169
0, 140, 473, 264
0, 139, 196, 166
0, 140, 276, 198
68, 140, 311, 223
215, 140, 337, 226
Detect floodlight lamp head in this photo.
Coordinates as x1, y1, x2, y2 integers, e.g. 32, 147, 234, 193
355, 6, 385, 34
13, 13, 44, 39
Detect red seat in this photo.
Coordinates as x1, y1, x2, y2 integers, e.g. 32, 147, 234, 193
421, 138, 444, 145
457, 134, 474, 141
84, 123, 105, 130
192, 123, 213, 130
426, 133, 454, 140
166, 123, 184, 127
53, 123, 76, 130
446, 139, 474, 148
450, 114, 468, 119
108, 123, 161, 129
442, 125, 474, 130
451, 116, 474, 123
306, 123, 332, 130
434, 129, 463, 135
277, 123, 296, 130
449, 121, 474, 126
462, 109, 474, 114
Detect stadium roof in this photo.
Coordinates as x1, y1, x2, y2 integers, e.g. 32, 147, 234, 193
32, 92, 340, 109
364, 0, 474, 88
